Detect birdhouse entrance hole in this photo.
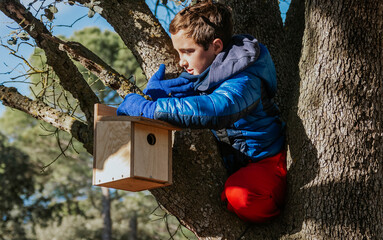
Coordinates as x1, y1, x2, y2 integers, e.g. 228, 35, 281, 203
147, 133, 156, 145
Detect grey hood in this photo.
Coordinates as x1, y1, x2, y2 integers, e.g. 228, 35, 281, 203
196, 34, 260, 91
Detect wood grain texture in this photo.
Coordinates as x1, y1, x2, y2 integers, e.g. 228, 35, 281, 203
97, 115, 181, 131
94, 103, 181, 130
94, 121, 132, 185
133, 123, 170, 182
95, 103, 118, 117
97, 177, 170, 192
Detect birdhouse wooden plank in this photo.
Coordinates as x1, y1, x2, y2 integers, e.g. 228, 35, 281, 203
93, 103, 180, 192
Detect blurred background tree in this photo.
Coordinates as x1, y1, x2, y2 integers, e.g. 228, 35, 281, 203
0, 26, 195, 240
0, 132, 37, 240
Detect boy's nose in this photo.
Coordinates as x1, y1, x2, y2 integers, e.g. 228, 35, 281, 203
179, 59, 187, 68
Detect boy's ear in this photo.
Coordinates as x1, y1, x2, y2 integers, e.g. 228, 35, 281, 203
212, 38, 224, 54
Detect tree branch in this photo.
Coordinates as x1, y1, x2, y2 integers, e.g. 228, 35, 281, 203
77, 0, 182, 79
0, 85, 93, 153
284, 0, 305, 65
0, 0, 99, 124
46, 35, 144, 98
280, 0, 305, 119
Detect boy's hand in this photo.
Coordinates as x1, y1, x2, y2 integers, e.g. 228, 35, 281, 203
143, 64, 194, 100
116, 93, 157, 119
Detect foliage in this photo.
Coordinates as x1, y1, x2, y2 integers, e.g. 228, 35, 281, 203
67, 27, 146, 102
0, 24, 195, 239
28, 27, 146, 117
33, 192, 196, 240
0, 133, 36, 240
0, 107, 93, 233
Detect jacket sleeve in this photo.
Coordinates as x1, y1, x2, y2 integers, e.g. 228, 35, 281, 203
154, 72, 261, 130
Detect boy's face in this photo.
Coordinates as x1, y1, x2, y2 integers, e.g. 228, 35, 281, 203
171, 30, 220, 75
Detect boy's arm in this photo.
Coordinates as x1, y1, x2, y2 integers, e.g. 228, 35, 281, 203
154, 73, 261, 130
117, 72, 261, 130
143, 64, 195, 100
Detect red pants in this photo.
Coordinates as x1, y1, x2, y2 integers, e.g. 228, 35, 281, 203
221, 151, 287, 223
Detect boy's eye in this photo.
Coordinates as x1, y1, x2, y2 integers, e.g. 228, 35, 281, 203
181, 49, 194, 54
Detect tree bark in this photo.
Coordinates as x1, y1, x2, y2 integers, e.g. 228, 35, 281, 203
0, 85, 92, 153
1, 0, 382, 239
284, 0, 383, 239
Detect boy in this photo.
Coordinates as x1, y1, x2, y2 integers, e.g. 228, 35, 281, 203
117, 1, 286, 223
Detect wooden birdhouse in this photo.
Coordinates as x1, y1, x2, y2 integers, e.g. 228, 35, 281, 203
93, 103, 180, 192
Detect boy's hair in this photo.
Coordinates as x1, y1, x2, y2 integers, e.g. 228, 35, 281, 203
169, 1, 233, 50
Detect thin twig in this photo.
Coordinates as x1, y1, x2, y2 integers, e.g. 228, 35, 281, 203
10, 71, 48, 80
154, 0, 160, 16
41, 129, 75, 172
0, 63, 24, 75
54, 14, 87, 28
165, 213, 176, 240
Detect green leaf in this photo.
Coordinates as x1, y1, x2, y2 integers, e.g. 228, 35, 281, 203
49, 5, 59, 13
83, 3, 92, 8
7, 37, 17, 45
44, 8, 54, 21
0, 162, 5, 174
93, 5, 103, 14
18, 32, 30, 41
88, 9, 95, 18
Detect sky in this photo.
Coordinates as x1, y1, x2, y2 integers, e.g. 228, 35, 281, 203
0, 0, 290, 116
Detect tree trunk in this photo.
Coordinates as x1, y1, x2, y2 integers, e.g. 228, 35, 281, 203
128, 211, 137, 240
101, 187, 112, 240
284, 0, 383, 239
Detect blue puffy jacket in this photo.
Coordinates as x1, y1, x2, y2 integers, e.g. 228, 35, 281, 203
154, 35, 285, 173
